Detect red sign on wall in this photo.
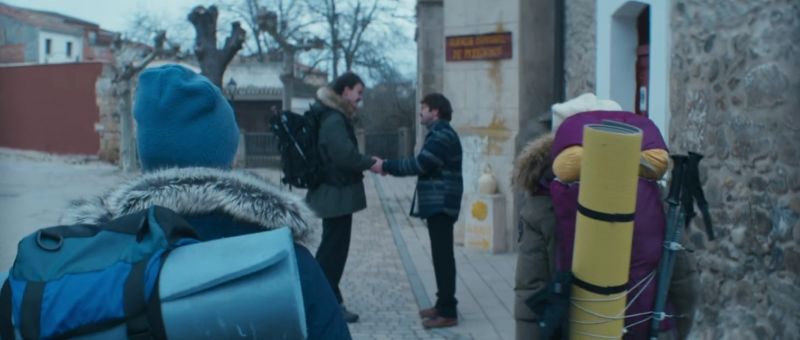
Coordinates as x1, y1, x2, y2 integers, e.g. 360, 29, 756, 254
446, 32, 512, 62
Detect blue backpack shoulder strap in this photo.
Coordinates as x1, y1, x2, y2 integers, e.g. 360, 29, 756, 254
1, 279, 13, 340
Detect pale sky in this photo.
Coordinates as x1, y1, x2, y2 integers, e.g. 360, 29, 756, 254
4, 0, 212, 32
5, 0, 418, 78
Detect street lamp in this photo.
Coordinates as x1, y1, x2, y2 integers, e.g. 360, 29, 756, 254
226, 78, 238, 101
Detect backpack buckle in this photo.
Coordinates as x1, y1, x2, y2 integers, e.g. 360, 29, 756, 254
36, 230, 63, 251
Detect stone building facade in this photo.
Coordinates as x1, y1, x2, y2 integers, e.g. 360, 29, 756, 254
418, 0, 799, 336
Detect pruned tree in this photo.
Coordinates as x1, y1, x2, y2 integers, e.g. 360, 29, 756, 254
217, 0, 275, 61
111, 31, 169, 173
188, 5, 247, 87
125, 10, 191, 58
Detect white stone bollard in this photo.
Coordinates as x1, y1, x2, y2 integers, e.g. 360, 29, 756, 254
464, 193, 507, 253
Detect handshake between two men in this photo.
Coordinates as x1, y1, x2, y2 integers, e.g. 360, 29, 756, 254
369, 156, 386, 175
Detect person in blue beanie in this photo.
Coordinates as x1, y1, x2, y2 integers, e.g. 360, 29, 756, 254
59, 64, 352, 340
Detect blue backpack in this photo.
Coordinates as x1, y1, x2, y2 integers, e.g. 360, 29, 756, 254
0, 206, 198, 339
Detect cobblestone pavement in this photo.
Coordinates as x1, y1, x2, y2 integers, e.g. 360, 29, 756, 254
257, 169, 516, 339
255, 169, 448, 339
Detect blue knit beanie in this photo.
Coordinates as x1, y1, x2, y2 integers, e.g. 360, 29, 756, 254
134, 64, 240, 171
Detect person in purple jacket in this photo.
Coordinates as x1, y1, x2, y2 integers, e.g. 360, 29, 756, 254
542, 93, 697, 339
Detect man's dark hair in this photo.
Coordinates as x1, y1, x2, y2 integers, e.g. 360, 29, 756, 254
421, 93, 453, 121
332, 72, 364, 95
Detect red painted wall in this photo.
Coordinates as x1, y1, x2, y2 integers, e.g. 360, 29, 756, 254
0, 62, 103, 155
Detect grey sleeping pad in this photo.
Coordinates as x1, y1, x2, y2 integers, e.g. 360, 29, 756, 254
159, 226, 306, 339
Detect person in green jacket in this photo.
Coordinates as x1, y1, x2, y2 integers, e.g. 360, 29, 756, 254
305, 72, 377, 323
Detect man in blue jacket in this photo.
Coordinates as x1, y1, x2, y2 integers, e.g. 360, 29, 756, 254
372, 93, 463, 329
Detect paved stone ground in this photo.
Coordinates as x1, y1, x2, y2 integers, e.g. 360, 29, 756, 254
377, 173, 516, 340
259, 169, 516, 339
254, 170, 446, 339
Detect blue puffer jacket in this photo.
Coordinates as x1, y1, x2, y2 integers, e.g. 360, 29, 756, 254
59, 167, 352, 340
383, 119, 463, 219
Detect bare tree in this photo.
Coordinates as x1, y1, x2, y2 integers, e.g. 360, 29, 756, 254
188, 5, 247, 87
111, 31, 169, 173
306, 0, 407, 79
254, 0, 324, 110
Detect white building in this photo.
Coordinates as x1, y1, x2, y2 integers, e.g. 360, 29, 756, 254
0, 3, 114, 65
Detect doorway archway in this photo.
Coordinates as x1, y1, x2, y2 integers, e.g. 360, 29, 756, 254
596, 0, 671, 142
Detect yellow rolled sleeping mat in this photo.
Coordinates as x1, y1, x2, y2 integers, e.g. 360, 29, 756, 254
569, 121, 642, 339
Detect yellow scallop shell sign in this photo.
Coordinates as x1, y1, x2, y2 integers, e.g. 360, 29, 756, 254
471, 201, 488, 221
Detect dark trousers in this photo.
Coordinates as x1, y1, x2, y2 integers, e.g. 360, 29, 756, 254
315, 214, 353, 304
427, 213, 458, 318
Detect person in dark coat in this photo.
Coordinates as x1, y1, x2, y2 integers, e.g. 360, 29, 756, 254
511, 132, 556, 340
59, 65, 352, 340
372, 93, 463, 329
305, 72, 377, 323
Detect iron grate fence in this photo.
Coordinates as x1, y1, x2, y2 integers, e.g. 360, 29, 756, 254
243, 132, 281, 168
241, 129, 408, 168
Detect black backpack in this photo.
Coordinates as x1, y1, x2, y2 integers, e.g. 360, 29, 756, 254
269, 110, 329, 189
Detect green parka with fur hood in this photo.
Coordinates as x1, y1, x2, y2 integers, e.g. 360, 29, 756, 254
512, 133, 557, 340
305, 86, 376, 218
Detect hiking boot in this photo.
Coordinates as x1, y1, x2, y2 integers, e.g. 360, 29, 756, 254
422, 316, 458, 329
340, 305, 359, 323
419, 307, 438, 319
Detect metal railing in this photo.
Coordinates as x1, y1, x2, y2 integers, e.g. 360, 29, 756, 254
241, 128, 410, 169
243, 132, 281, 168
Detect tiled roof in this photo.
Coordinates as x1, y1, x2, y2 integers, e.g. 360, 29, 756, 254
0, 3, 94, 36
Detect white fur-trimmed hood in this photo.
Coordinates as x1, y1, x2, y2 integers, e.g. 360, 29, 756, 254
60, 167, 317, 245
317, 86, 356, 118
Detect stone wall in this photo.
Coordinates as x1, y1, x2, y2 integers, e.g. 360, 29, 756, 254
669, 0, 800, 337
563, 0, 800, 336
95, 63, 119, 163
563, 0, 596, 99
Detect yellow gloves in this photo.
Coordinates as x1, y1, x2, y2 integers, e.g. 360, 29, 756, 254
553, 146, 669, 181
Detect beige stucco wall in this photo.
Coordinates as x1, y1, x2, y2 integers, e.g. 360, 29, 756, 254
443, 0, 521, 250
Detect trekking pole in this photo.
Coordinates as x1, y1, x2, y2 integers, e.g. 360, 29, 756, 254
687, 152, 714, 240
281, 114, 308, 160
649, 155, 688, 339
